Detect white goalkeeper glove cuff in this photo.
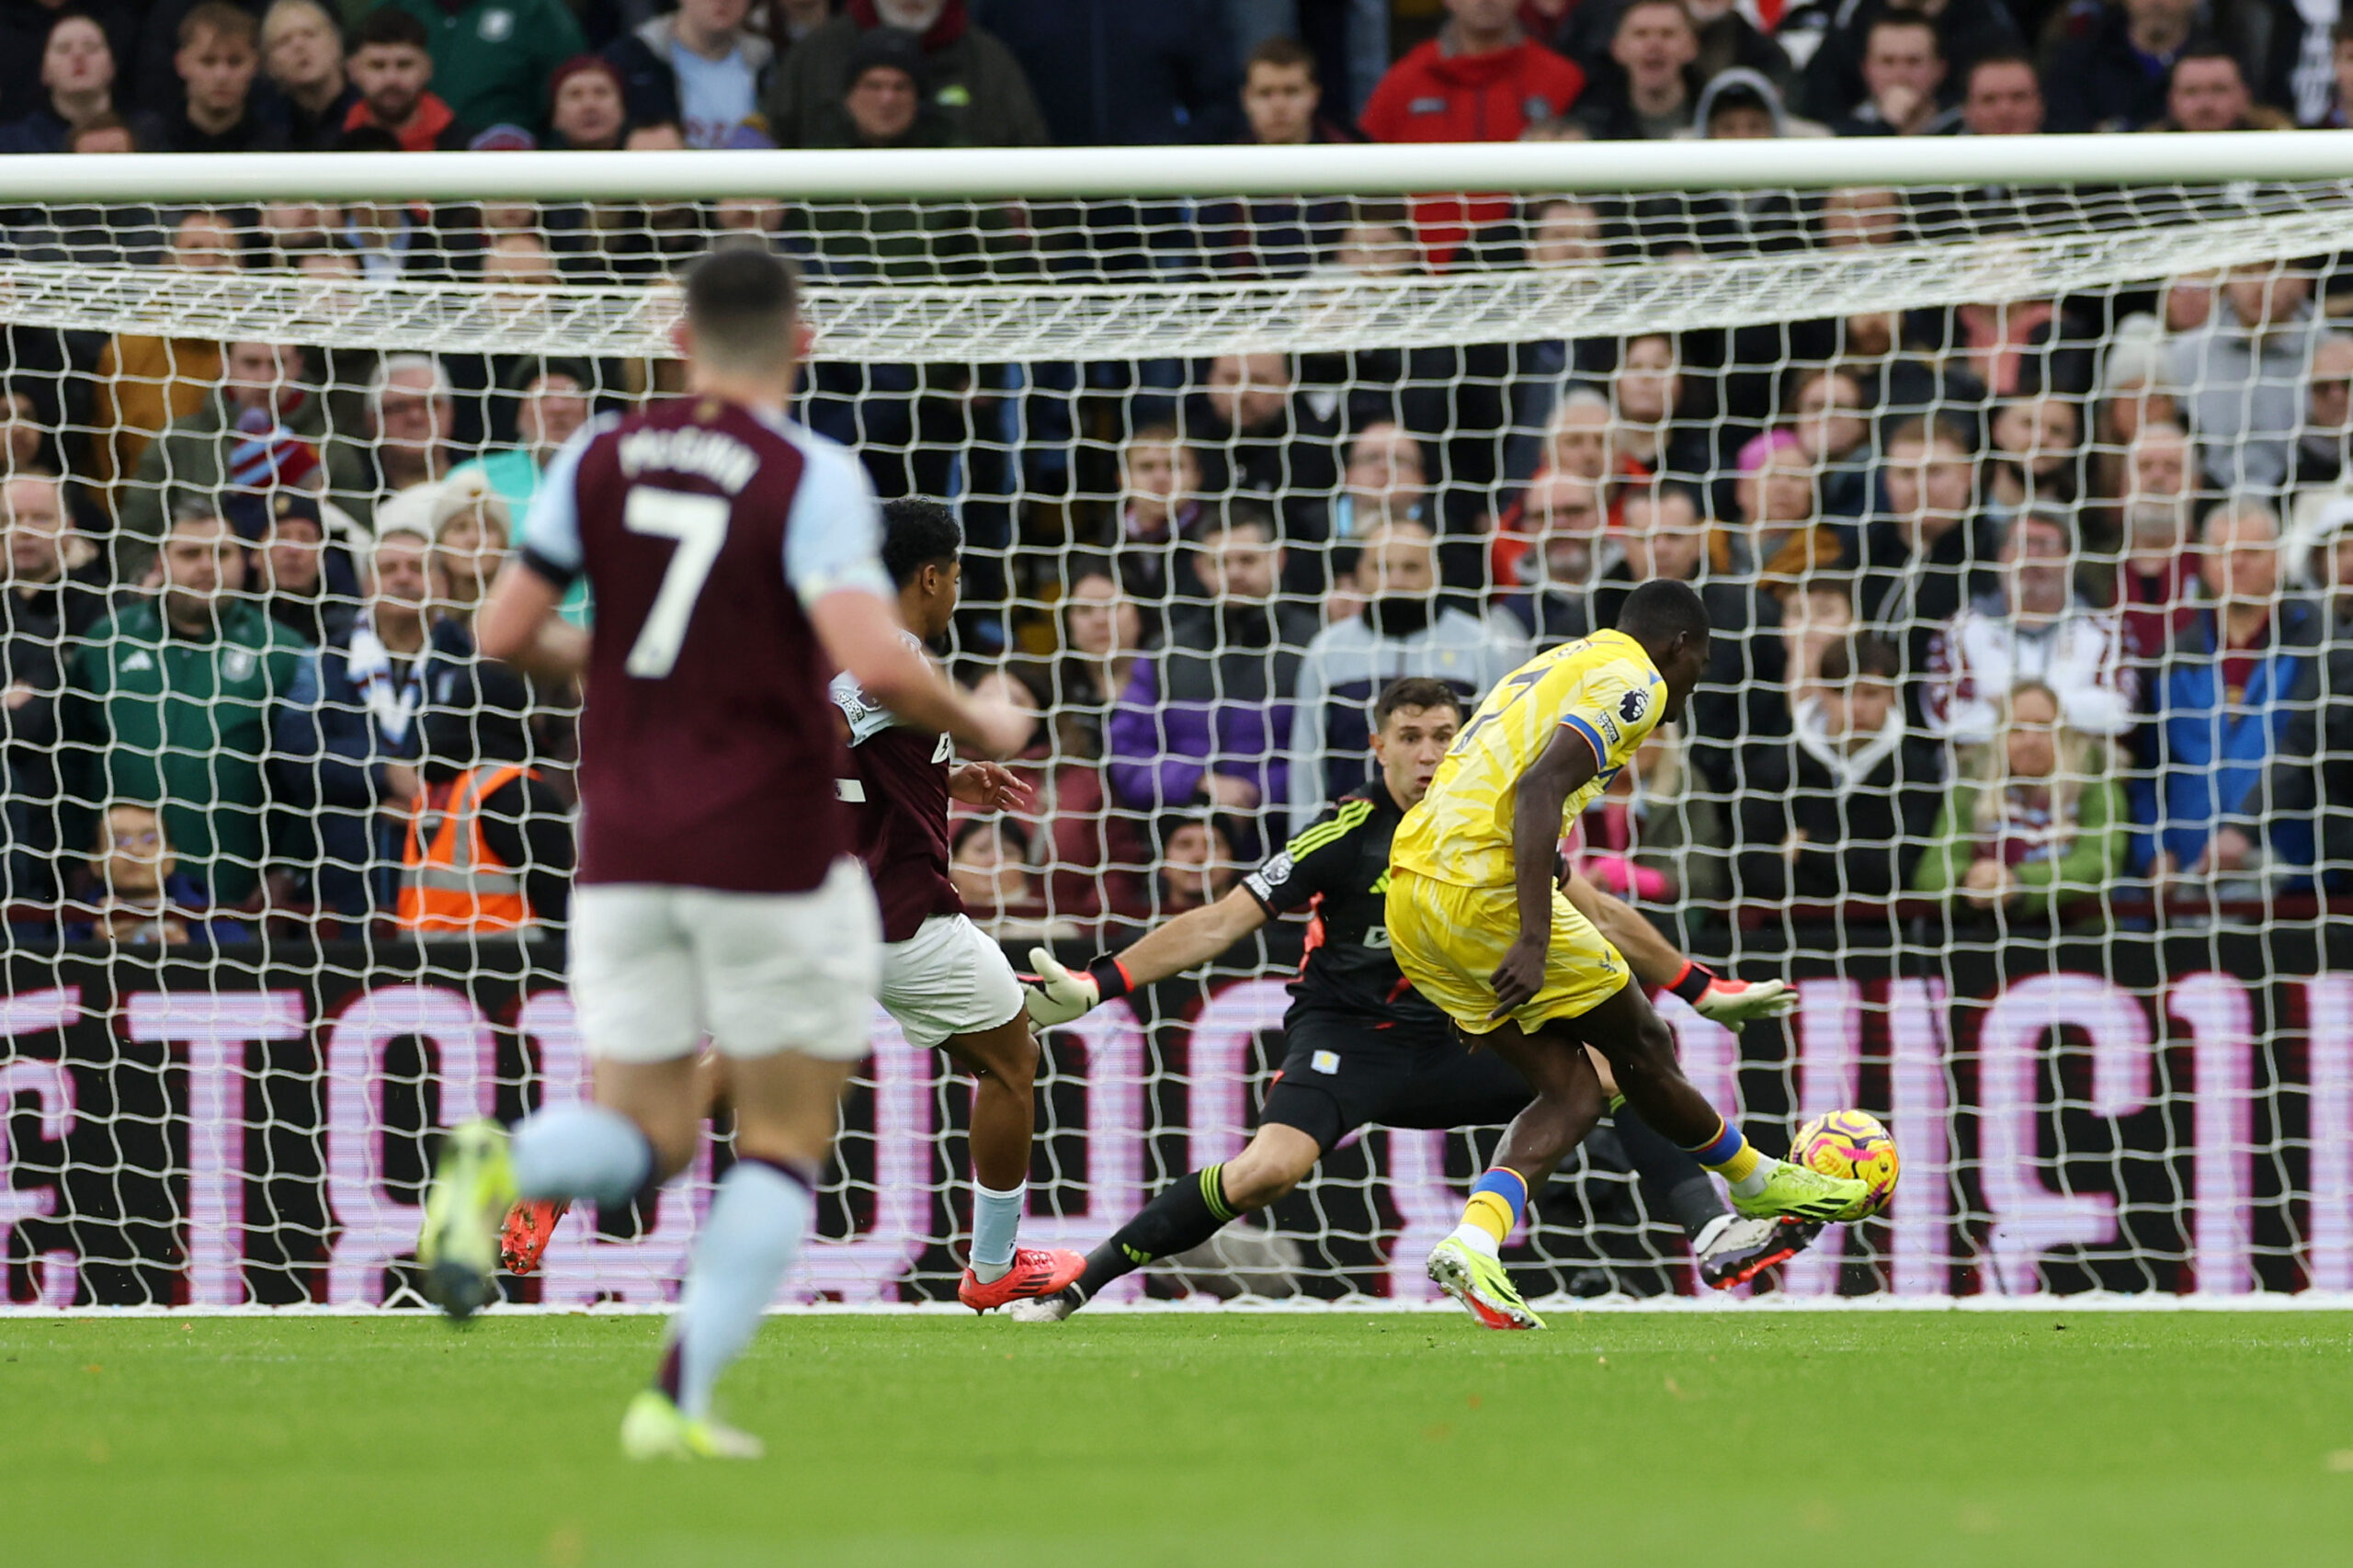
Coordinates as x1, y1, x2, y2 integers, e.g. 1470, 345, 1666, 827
1650, 960, 1796, 1033
1021, 948, 1134, 1027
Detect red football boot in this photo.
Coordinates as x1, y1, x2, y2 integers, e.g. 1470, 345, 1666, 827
957, 1247, 1086, 1312
498, 1198, 570, 1275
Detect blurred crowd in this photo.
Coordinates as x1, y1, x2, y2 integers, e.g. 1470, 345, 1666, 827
3, 0, 2353, 946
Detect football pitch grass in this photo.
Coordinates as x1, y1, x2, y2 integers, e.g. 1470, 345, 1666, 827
6, 1311, 2352, 1566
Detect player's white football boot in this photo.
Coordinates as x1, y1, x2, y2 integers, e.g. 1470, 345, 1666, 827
620, 1390, 764, 1460
415, 1119, 515, 1321
1693, 1214, 1820, 1290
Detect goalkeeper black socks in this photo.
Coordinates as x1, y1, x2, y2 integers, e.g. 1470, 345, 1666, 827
1070, 1164, 1239, 1301
1609, 1096, 1728, 1238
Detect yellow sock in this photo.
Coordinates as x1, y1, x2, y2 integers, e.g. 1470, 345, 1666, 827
1713, 1142, 1762, 1184
1462, 1190, 1516, 1244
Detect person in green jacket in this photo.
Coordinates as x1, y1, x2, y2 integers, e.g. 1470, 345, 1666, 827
1909, 678, 2130, 919
60, 506, 314, 909
380, 0, 582, 134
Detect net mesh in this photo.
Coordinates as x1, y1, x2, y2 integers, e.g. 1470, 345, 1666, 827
2, 179, 2351, 1309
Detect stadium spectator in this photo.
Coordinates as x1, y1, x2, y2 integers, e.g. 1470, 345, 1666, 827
396, 653, 573, 932
1851, 414, 1993, 662
427, 477, 510, 627
544, 55, 629, 151
260, 0, 358, 150
60, 506, 313, 909
278, 523, 471, 919
0, 0, 138, 136
1983, 393, 2085, 527
1909, 678, 2131, 917
1790, 365, 1875, 519
446, 358, 592, 518
1105, 506, 1315, 836
338, 356, 465, 525
1829, 15, 1955, 136
328, 128, 482, 278
1180, 351, 1342, 555
1594, 481, 1708, 624
1089, 422, 1203, 606
805, 28, 949, 151
1735, 632, 1943, 902
0, 474, 107, 903
1493, 470, 1608, 646
2283, 332, 2353, 493
1572, 0, 1699, 141
1358, 0, 1584, 264
83, 211, 236, 536
2088, 313, 2180, 503
2111, 421, 2202, 654
947, 815, 1074, 941
2044, 0, 2198, 133
2134, 499, 2325, 881
1285, 519, 1529, 834
2327, 18, 2353, 127
1924, 510, 2139, 749
64, 803, 250, 945
1725, 430, 1841, 584
1045, 564, 1151, 762
1196, 39, 1359, 277
118, 341, 361, 585
1332, 422, 1428, 540
1956, 50, 2041, 135
602, 0, 773, 148
0, 12, 158, 155
343, 7, 472, 151
259, 492, 361, 650
158, 4, 284, 154
769, 0, 1048, 148
2147, 41, 2290, 132
1152, 809, 1244, 915
974, 0, 1238, 147
381, 0, 581, 135
2172, 263, 2321, 493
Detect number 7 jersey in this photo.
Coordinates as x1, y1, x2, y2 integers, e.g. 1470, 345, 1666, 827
1391, 629, 1665, 891
517, 395, 894, 895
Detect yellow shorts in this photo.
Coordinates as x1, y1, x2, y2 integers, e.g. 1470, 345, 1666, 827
1383, 868, 1631, 1035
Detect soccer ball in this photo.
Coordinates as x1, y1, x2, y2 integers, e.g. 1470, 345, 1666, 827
1789, 1109, 1899, 1221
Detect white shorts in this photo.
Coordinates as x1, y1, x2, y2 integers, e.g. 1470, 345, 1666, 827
878, 913, 1025, 1049
570, 858, 882, 1064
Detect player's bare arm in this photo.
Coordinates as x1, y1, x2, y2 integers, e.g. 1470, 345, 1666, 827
949, 761, 1029, 812
1559, 869, 1794, 1032
1023, 885, 1269, 1025
808, 587, 1029, 757
1492, 725, 1599, 1016
476, 561, 591, 681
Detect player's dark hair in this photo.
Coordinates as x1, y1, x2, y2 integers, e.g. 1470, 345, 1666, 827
880, 497, 962, 587
1616, 576, 1711, 646
1374, 676, 1463, 731
348, 4, 427, 52
682, 244, 801, 366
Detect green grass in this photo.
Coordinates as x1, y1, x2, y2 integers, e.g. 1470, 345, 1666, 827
4, 1312, 2352, 1566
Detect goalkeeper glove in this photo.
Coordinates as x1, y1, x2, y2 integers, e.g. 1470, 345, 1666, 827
1021, 949, 1134, 1027
1650, 960, 1795, 1033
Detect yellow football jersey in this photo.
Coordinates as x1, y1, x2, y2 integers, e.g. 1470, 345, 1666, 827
1391, 629, 1665, 889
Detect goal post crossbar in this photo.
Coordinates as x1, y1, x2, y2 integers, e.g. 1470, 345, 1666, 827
3, 134, 2353, 203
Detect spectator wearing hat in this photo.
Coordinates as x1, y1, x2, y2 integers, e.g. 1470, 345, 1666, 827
259, 492, 366, 649
804, 27, 951, 148
381, 0, 582, 136
342, 6, 473, 151
604, 0, 774, 148
116, 341, 362, 588
767, 0, 1047, 148
545, 54, 629, 149
260, 0, 360, 151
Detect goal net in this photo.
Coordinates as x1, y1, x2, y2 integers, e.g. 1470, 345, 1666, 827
2, 141, 2350, 1311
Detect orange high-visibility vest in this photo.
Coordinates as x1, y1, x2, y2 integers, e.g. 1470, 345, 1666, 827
397, 765, 538, 933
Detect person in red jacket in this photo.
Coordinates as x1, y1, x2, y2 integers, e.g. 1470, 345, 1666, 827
1358, 0, 1585, 267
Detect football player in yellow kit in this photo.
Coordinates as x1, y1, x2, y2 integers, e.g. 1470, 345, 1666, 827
1387, 578, 1870, 1329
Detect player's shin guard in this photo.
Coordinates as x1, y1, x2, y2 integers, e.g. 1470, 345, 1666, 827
1068, 1164, 1242, 1302
658, 1157, 815, 1422
510, 1104, 654, 1207
1608, 1096, 1725, 1236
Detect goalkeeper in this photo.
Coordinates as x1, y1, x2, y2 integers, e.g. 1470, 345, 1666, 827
1011, 676, 1811, 1322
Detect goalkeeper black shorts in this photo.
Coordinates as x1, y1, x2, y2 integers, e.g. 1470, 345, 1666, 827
1259, 1006, 1535, 1153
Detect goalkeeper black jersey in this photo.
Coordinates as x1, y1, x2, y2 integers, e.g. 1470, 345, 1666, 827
1241, 783, 1448, 1034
